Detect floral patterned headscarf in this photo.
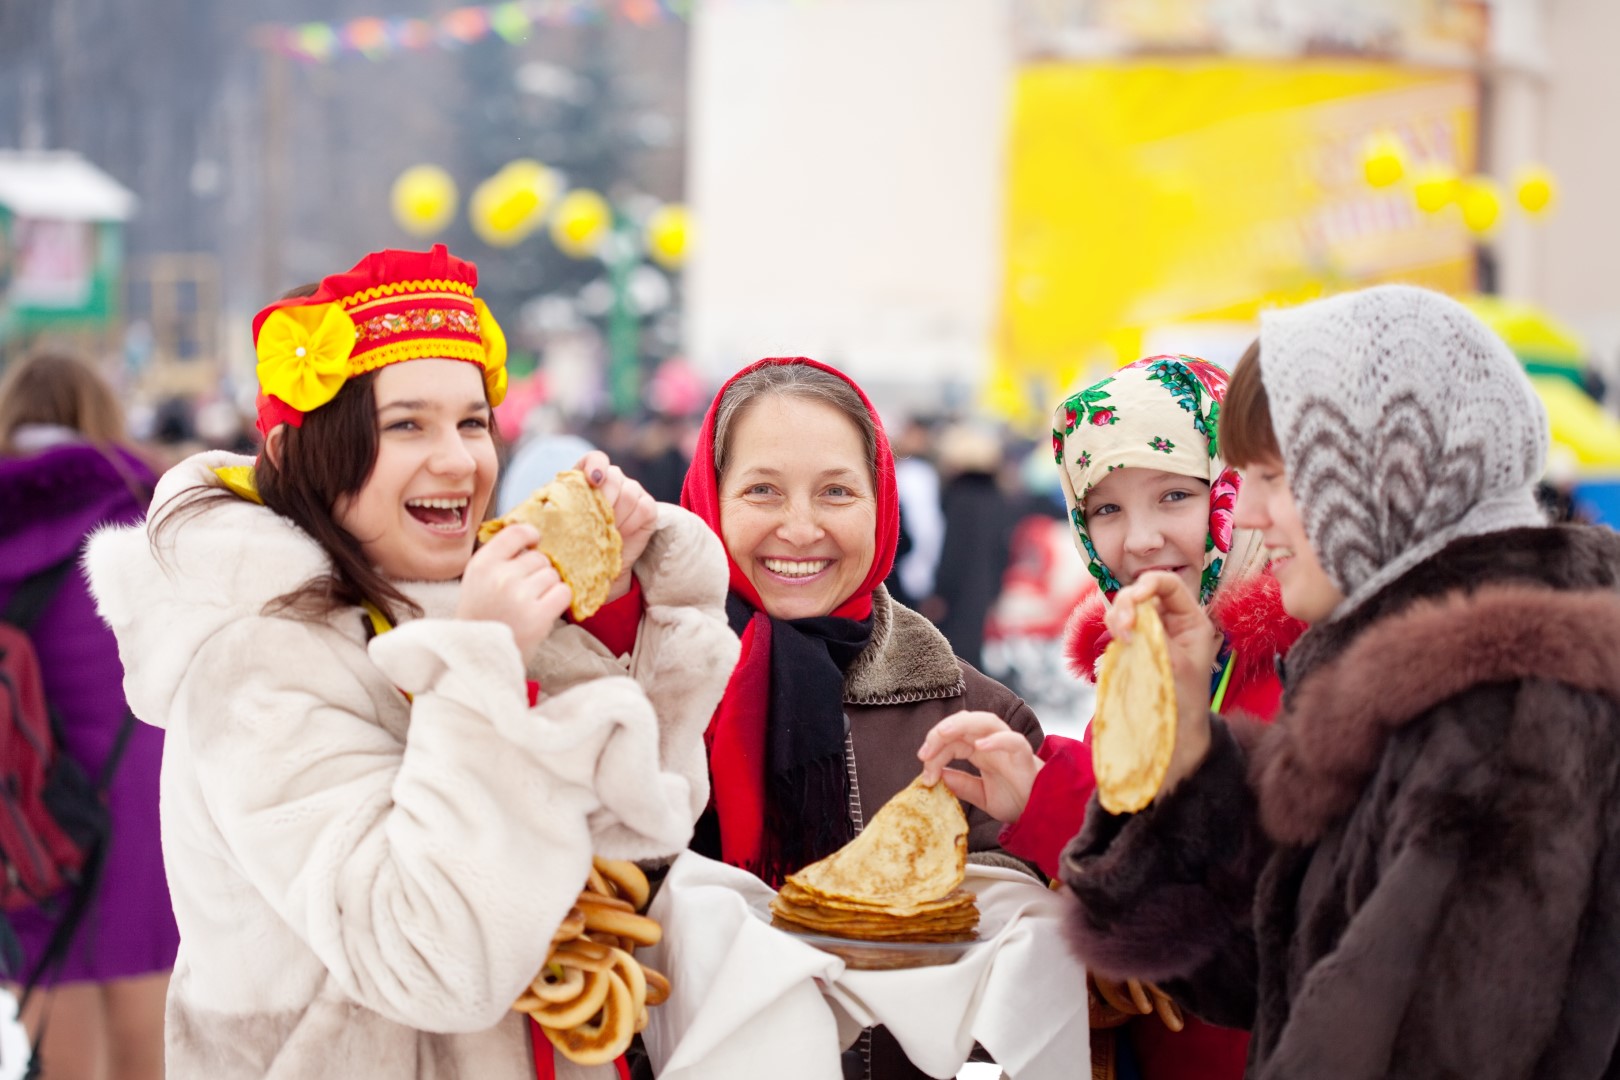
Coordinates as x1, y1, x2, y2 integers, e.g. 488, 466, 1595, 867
1052, 355, 1266, 606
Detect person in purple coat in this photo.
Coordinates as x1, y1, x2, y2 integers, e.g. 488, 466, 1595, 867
0, 352, 175, 1080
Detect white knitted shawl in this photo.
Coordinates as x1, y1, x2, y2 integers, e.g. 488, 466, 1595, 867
1258, 285, 1549, 620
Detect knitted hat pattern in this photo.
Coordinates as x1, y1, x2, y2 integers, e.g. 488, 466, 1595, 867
1258, 284, 1549, 619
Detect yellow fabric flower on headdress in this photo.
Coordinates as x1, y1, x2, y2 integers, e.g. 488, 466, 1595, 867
255, 303, 359, 413
474, 297, 509, 406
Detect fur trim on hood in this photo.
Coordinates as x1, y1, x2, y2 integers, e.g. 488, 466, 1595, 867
1064, 571, 1306, 687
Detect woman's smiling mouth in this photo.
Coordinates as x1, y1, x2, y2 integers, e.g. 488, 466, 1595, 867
404, 496, 470, 533
761, 557, 831, 579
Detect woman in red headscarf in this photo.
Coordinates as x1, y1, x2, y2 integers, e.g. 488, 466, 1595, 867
681, 357, 1045, 1080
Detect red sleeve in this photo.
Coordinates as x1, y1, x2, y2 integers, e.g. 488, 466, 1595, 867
574, 577, 644, 657
997, 732, 1097, 881
1221, 666, 1284, 723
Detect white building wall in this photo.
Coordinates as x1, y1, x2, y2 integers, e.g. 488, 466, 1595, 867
684, 0, 1012, 409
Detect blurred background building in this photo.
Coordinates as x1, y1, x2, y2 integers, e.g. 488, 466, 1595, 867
2, 0, 1618, 728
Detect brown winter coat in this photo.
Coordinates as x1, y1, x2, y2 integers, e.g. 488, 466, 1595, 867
845, 585, 1044, 852
1061, 525, 1620, 1079
844, 585, 1044, 1080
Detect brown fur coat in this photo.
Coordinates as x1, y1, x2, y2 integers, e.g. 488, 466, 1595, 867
1061, 525, 1620, 1079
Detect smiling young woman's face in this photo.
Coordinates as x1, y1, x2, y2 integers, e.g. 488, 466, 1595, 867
1232, 455, 1345, 623
719, 394, 877, 620
1083, 467, 1211, 596
333, 359, 497, 582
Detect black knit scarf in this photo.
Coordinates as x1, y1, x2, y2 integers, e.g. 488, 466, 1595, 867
704, 593, 872, 883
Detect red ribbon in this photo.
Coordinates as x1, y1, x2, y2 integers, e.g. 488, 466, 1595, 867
528, 1016, 632, 1079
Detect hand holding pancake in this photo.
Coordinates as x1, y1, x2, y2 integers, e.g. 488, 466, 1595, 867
457, 523, 573, 654
477, 470, 623, 620
916, 711, 1041, 825
576, 451, 658, 603
1103, 572, 1218, 798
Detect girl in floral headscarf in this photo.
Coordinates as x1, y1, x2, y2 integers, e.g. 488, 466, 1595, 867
919, 355, 1306, 1080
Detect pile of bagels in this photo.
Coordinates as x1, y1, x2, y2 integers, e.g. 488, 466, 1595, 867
513, 857, 670, 1065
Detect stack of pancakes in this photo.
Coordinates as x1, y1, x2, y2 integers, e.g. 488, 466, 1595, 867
769, 776, 979, 943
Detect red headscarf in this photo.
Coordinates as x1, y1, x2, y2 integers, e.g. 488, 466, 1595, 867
680, 357, 900, 875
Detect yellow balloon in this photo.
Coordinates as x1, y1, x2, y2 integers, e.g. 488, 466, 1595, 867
1361, 132, 1406, 189
1516, 165, 1557, 215
469, 162, 556, 248
1460, 178, 1502, 234
645, 204, 691, 269
551, 189, 611, 258
1412, 166, 1458, 214
390, 165, 457, 237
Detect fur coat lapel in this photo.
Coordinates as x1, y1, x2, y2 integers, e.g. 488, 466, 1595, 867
1254, 525, 1620, 845
842, 586, 965, 706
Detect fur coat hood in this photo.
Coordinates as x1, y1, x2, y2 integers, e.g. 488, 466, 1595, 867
85, 450, 740, 1080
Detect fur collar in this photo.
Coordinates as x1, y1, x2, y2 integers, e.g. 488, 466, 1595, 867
1065, 571, 1306, 687
85, 450, 460, 729
843, 586, 966, 706
1254, 525, 1620, 845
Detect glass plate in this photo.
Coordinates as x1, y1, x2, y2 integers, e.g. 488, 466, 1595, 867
748, 895, 980, 970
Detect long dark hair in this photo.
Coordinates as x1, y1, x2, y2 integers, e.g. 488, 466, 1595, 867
255, 370, 421, 624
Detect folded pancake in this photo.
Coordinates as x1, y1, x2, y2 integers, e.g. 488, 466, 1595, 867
478, 469, 623, 620
1090, 598, 1177, 814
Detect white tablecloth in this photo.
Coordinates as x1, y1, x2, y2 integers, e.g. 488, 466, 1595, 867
640, 852, 1090, 1080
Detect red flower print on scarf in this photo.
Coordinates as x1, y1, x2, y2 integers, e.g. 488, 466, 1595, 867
1091, 408, 1116, 426
1187, 359, 1230, 402
1208, 467, 1240, 554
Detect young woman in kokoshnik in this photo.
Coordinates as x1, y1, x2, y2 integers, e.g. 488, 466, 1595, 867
917, 354, 1306, 1080
82, 244, 739, 1080
1068, 285, 1620, 1077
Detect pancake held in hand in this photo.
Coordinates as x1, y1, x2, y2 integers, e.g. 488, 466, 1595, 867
1091, 598, 1177, 814
477, 470, 623, 619
769, 775, 979, 943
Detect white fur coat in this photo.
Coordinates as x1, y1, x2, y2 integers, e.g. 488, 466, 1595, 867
86, 451, 739, 1079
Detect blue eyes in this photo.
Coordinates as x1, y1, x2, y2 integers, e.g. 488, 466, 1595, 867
381, 417, 489, 433
741, 484, 859, 500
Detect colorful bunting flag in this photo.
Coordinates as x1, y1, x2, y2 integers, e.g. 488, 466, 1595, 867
258, 0, 703, 63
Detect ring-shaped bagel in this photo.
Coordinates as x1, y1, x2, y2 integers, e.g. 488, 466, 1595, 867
528, 966, 611, 1029
550, 907, 587, 945
543, 969, 635, 1065
551, 938, 614, 973
607, 947, 646, 1013
591, 858, 651, 910
640, 964, 670, 1007
580, 906, 662, 947
531, 963, 586, 1004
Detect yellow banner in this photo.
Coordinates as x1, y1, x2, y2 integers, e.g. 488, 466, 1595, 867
994, 59, 1478, 426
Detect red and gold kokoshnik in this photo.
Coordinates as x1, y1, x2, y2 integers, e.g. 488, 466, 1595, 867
250, 244, 508, 434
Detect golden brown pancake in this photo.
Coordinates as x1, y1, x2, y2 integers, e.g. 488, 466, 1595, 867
1091, 598, 1178, 814
769, 775, 980, 942
477, 470, 623, 620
